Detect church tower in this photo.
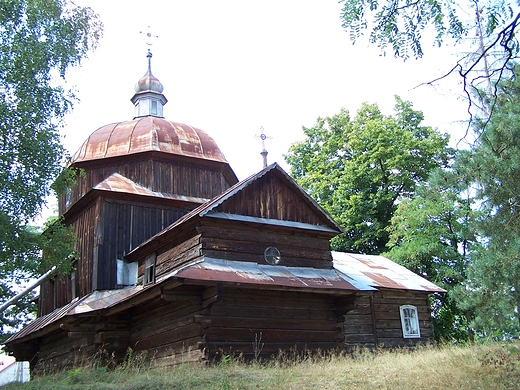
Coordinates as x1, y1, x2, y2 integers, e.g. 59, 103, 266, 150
39, 52, 238, 315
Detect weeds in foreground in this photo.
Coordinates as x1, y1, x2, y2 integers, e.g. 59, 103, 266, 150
3, 342, 520, 389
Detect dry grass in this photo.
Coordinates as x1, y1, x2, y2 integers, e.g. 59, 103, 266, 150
3, 342, 520, 389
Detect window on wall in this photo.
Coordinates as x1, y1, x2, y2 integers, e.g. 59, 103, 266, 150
399, 305, 421, 338
143, 253, 156, 286
71, 270, 77, 299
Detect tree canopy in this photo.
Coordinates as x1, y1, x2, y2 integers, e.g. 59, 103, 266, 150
339, 0, 520, 123
285, 97, 451, 254
385, 66, 520, 340
457, 68, 520, 337
0, 0, 102, 339
385, 165, 476, 341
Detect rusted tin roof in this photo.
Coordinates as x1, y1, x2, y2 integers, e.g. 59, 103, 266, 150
71, 116, 228, 164
6, 252, 444, 345
332, 252, 445, 293
94, 173, 210, 204
166, 257, 376, 292
5, 288, 142, 344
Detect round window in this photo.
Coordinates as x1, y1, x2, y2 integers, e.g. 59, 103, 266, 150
264, 247, 281, 265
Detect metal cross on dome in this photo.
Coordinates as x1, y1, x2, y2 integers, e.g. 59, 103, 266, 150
255, 127, 273, 169
139, 26, 159, 53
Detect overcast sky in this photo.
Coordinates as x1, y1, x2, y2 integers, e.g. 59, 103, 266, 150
64, 0, 470, 182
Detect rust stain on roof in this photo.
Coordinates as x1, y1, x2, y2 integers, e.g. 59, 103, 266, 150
332, 251, 445, 293
5, 288, 142, 345
94, 173, 209, 204
71, 116, 227, 164
168, 257, 373, 292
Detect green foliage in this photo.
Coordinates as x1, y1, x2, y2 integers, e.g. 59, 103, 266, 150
338, 0, 515, 60
0, 0, 101, 335
455, 68, 520, 337
386, 166, 476, 341
386, 67, 520, 339
285, 96, 451, 254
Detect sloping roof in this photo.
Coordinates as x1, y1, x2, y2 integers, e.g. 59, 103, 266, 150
5, 288, 142, 344
5, 251, 443, 346
94, 173, 210, 204
332, 251, 445, 293
166, 257, 376, 292
127, 163, 342, 259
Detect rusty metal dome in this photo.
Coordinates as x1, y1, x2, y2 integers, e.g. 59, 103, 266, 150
71, 116, 228, 164
134, 51, 164, 94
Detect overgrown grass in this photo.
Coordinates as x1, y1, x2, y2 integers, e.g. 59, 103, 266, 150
3, 342, 520, 389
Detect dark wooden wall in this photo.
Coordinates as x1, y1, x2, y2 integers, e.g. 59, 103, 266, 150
59, 156, 235, 215
344, 290, 434, 350
130, 285, 206, 367
39, 202, 98, 316
39, 200, 187, 316
204, 286, 346, 360
214, 172, 333, 227
198, 221, 334, 268
95, 200, 186, 290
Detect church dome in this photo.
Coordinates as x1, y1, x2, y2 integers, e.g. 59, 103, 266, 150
134, 52, 164, 94
71, 50, 229, 165
70, 116, 228, 164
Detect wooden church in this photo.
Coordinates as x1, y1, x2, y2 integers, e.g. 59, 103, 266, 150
5, 51, 444, 371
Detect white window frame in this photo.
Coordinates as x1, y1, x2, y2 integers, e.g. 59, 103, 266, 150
143, 253, 156, 286
399, 305, 421, 338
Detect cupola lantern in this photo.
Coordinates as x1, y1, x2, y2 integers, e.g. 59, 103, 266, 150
131, 50, 167, 118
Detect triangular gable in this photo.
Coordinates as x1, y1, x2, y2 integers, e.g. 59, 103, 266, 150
127, 163, 342, 259
200, 163, 342, 232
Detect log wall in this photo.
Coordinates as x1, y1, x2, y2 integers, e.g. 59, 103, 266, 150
204, 286, 346, 360
198, 222, 333, 269
344, 290, 434, 350
129, 286, 207, 367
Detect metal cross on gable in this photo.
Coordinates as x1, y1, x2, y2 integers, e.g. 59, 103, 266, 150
255, 126, 273, 169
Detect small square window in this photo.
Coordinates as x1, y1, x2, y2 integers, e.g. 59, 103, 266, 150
400, 305, 421, 338
144, 253, 156, 286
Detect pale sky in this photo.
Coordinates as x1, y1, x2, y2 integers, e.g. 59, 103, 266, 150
63, 0, 470, 182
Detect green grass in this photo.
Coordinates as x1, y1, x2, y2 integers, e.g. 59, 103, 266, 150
3, 342, 520, 389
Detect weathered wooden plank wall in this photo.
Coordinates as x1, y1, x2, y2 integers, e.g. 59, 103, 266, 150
59, 157, 234, 214
344, 290, 434, 350
198, 222, 333, 269
96, 200, 186, 290
129, 286, 206, 367
39, 202, 98, 316
214, 173, 332, 227
204, 286, 345, 360
33, 331, 96, 374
